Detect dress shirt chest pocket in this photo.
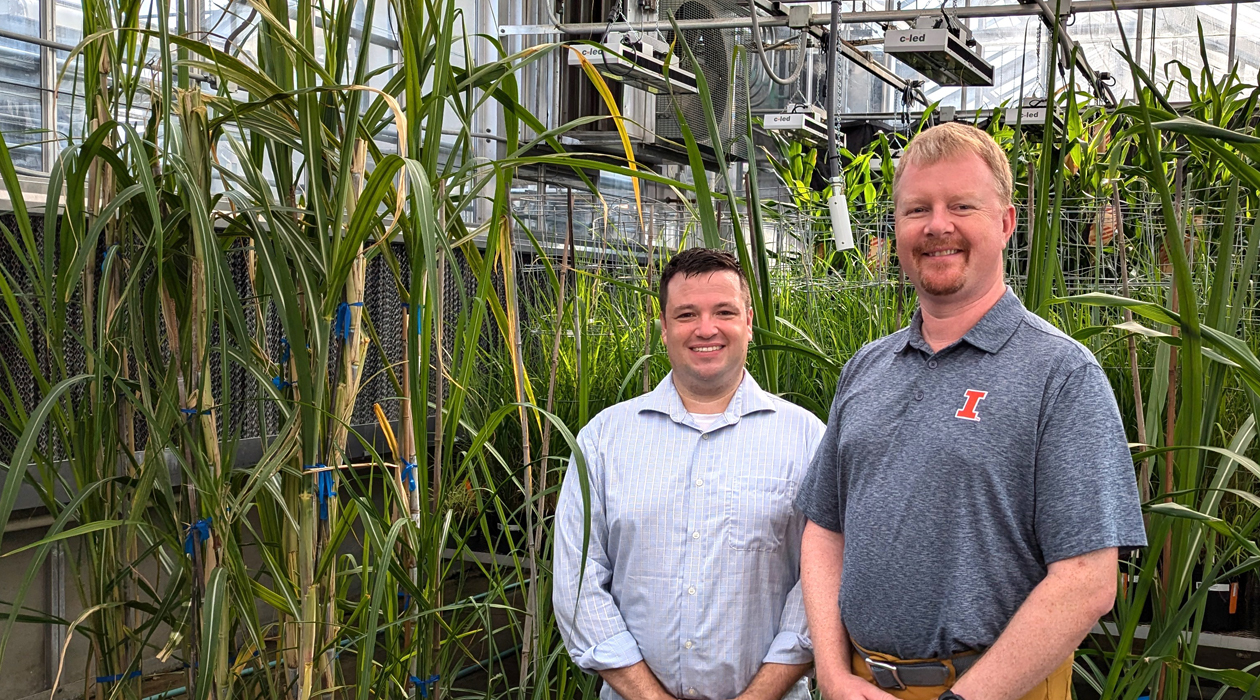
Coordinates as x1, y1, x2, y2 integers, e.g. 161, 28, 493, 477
725, 476, 797, 552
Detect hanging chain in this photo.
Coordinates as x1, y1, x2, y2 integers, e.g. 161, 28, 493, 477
1034, 21, 1044, 97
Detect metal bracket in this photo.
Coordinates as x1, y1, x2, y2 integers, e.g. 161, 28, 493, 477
788, 5, 812, 28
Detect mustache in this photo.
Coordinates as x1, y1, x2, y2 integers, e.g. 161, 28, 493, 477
913, 240, 970, 255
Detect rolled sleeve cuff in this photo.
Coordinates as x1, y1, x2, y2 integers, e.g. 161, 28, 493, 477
573, 631, 644, 671
762, 631, 813, 665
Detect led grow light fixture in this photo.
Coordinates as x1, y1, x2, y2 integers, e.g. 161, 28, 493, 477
567, 32, 700, 95
763, 103, 842, 149
884, 13, 994, 87
1004, 97, 1063, 132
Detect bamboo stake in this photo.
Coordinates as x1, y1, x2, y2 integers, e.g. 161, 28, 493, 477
505, 212, 539, 689
430, 183, 448, 700
1112, 186, 1150, 505
535, 189, 575, 564
320, 138, 371, 693
1153, 158, 1187, 700
401, 273, 423, 699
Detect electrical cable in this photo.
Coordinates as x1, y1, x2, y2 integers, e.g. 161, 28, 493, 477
749, 0, 809, 86
597, 1, 639, 82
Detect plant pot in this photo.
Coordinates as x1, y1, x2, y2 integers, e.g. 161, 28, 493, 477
1200, 577, 1245, 633
1244, 570, 1260, 635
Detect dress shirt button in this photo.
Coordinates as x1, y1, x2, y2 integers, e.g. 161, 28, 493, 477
695, 478, 703, 487
928, 359, 938, 369
687, 585, 697, 595
687, 689, 696, 696
701, 433, 709, 440
684, 640, 694, 649
692, 531, 700, 539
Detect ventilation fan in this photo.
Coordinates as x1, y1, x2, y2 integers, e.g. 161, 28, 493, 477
656, 0, 749, 161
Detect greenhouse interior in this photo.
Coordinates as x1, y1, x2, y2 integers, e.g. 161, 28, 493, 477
4, 0, 1260, 698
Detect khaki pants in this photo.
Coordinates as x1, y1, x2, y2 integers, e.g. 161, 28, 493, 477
850, 647, 1074, 700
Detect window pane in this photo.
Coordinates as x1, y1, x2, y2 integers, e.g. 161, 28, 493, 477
0, 33, 42, 89
55, 90, 84, 141
0, 0, 40, 38
966, 16, 1046, 110
1237, 5, 1260, 78
55, 0, 82, 45
0, 82, 43, 170
1148, 6, 1233, 102
1061, 11, 1140, 101
839, 21, 887, 114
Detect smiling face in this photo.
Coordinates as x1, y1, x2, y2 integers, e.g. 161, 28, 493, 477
660, 270, 754, 402
893, 152, 1017, 305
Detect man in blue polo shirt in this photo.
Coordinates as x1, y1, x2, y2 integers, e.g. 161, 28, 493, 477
796, 123, 1146, 700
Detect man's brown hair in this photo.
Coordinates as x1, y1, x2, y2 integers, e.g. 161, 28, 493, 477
893, 122, 1013, 204
658, 248, 750, 312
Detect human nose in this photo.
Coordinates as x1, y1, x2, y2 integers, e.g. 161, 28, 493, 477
695, 313, 719, 337
925, 204, 953, 235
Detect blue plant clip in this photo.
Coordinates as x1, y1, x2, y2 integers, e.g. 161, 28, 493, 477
305, 465, 337, 520
333, 301, 365, 340
401, 460, 417, 492
96, 670, 142, 684
184, 518, 212, 556
410, 674, 439, 698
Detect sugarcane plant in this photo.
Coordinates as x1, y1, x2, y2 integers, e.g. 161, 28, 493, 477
1059, 22, 1260, 700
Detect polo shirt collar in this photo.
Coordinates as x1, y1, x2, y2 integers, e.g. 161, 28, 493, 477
639, 370, 778, 425
896, 286, 1024, 355
962, 287, 1025, 353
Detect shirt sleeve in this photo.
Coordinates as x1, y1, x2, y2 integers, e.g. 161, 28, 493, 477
552, 424, 644, 672
765, 417, 825, 665
763, 509, 812, 665
1034, 361, 1148, 563
795, 376, 847, 532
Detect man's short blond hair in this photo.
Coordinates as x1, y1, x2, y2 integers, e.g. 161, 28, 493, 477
893, 122, 1013, 204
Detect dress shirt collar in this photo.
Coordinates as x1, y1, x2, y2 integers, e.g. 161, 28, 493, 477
895, 286, 1024, 356
638, 370, 778, 426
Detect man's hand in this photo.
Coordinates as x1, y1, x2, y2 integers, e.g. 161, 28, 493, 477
730, 661, 812, 700
599, 661, 677, 700
817, 671, 900, 700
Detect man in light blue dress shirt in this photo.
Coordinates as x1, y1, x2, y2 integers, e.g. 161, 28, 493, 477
554, 248, 825, 700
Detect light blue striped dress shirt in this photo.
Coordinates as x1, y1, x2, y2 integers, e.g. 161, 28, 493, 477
553, 372, 824, 700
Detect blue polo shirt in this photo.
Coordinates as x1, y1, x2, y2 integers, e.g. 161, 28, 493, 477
796, 288, 1146, 660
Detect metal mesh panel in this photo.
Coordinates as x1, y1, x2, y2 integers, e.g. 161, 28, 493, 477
351, 244, 407, 429
657, 0, 750, 156
0, 213, 42, 464
225, 242, 260, 443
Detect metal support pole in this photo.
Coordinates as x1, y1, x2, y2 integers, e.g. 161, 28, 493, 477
47, 543, 66, 690
39, 0, 56, 171
826, 0, 840, 180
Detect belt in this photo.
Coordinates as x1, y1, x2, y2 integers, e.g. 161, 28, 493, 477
855, 644, 982, 690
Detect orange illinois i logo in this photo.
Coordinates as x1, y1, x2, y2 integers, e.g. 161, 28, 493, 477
955, 389, 988, 421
